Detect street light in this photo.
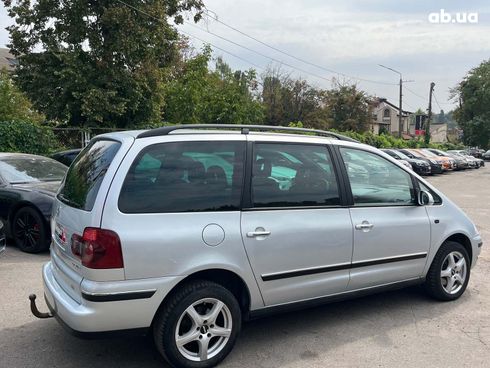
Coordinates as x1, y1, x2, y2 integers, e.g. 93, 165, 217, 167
379, 64, 403, 138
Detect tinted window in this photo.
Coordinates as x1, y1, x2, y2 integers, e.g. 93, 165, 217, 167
58, 140, 121, 211
0, 156, 66, 183
119, 141, 245, 213
340, 147, 415, 206
252, 144, 341, 208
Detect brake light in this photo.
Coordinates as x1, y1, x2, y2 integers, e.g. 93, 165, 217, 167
71, 228, 123, 269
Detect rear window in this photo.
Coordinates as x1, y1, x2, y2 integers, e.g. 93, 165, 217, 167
58, 139, 121, 211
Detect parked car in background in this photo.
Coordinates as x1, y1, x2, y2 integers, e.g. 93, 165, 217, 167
483, 150, 490, 161
398, 149, 444, 174
0, 221, 5, 255
413, 149, 455, 171
0, 153, 67, 253
467, 147, 483, 158
426, 149, 468, 170
448, 150, 484, 168
50, 148, 82, 167
37, 125, 482, 368
381, 149, 430, 175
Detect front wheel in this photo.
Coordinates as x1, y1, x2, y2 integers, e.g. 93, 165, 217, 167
153, 280, 241, 368
424, 241, 470, 301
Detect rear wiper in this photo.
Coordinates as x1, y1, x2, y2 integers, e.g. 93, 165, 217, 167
10, 181, 35, 185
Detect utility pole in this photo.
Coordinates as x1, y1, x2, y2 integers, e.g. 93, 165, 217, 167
398, 76, 403, 138
425, 82, 435, 145
379, 64, 413, 138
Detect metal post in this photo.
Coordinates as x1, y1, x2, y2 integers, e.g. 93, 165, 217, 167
399, 77, 403, 138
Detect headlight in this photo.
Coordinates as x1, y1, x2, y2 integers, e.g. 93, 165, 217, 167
430, 159, 438, 164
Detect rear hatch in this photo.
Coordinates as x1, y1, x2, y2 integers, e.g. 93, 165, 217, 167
50, 135, 133, 302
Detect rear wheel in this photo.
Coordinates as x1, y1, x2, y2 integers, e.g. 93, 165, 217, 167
153, 280, 241, 368
12, 207, 49, 253
424, 241, 470, 301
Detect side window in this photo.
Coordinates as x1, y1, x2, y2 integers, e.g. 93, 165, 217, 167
340, 147, 416, 206
252, 144, 341, 208
419, 182, 442, 205
118, 141, 245, 213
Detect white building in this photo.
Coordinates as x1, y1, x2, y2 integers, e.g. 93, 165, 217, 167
370, 98, 413, 136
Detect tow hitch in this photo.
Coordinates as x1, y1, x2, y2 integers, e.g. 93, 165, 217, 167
29, 294, 53, 319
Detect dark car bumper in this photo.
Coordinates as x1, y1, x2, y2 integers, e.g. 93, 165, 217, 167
413, 165, 431, 175
0, 222, 6, 255
430, 163, 444, 174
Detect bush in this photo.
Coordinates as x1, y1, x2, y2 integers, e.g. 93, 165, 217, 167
0, 121, 61, 155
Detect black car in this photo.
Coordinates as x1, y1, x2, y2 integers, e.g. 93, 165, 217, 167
0, 221, 5, 255
381, 149, 431, 175
0, 153, 67, 253
50, 148, 82, 167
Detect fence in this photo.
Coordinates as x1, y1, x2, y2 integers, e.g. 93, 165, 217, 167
49, 127, 126, 149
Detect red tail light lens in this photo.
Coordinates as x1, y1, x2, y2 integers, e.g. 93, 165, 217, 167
71, 228, 123, 269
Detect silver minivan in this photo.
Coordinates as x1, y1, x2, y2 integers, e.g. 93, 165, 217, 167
38, 125, 482, 368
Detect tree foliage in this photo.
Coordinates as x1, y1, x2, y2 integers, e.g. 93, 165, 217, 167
163, 47, 264, 124
3, 0, 204, 128
453, 59, 490, 148
0, 69, 43, 123
0, 121, 60, 154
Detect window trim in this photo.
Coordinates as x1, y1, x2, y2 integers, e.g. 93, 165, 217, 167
336, 145, 419, 208
243, 141, 346, 211
117, 140, 247, 214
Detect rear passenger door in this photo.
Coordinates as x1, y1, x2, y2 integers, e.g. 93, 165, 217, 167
338, 147, 431, 290
241, 141, 353, 306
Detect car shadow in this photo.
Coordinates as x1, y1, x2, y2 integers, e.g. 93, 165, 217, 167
0, 285, 468, 368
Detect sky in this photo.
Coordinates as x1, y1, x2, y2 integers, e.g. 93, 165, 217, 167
1, 0, 489, 112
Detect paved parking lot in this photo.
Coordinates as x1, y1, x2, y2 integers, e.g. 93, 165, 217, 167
1, 167, 489, 368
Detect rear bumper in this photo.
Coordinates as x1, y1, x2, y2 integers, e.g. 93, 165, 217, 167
43, 261, 184, 334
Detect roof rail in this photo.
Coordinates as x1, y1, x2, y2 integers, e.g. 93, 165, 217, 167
136, 124, 359, 142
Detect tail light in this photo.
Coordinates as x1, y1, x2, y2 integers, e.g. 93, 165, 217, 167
71, 228, 124, 269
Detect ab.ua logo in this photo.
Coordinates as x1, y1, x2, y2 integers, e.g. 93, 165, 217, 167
428, 9, 479, 24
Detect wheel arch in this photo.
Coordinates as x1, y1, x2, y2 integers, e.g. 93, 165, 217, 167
152, 268, 252, 327
443, 233, 472, 263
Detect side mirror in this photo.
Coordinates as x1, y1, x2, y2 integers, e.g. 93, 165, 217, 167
418, 190, 434, 206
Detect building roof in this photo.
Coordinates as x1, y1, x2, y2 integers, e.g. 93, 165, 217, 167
373, 97, 413, 115
0, 48, 17, 71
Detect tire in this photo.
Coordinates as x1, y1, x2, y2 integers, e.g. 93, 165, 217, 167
153, 280, 242, 368
12, 207, 50, 253
424, 241, 470, 301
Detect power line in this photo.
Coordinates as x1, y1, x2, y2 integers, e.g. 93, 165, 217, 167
203, 9, 398, 86
405, 86, 426, 100
433, 93, 443, 111
182, 21, 334, 84
115, 0, 264, 71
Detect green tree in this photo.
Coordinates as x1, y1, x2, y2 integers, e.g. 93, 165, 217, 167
322, 82, 371, 132
3, 0, 204, 128
0, 69, 43, 123
453, 59, 490, 148
164, 47, 264, 124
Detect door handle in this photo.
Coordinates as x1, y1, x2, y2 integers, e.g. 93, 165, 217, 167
246, 230, 271, 238
355, 222, 374, 231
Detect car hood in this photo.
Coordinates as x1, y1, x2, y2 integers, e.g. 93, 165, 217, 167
12, 181, 62, 196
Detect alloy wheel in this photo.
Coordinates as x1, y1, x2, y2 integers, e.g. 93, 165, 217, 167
440, 251, 467, 295
175, 298, 233, 362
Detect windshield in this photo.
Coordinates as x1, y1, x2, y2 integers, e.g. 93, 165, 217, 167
0, 156, 67, 184
392, 150, 411, 160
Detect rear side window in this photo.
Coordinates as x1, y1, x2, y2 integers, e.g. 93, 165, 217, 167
118, 141, 245, 213
58, 140, 121, 211
252, 143, 341, 208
